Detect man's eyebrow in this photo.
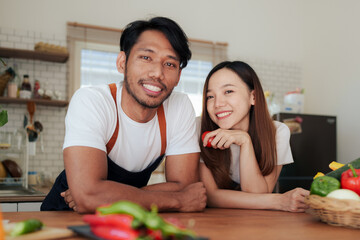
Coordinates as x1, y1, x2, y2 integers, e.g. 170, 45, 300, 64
137, 48, 179, 61
137, 48, 154, 53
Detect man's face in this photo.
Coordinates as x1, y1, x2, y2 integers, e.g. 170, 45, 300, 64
118, 30, 182, 108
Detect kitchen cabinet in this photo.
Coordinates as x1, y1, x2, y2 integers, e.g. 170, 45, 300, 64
18, 202, 42, 211
0, 203, 17, 212
1, 202, 42, 212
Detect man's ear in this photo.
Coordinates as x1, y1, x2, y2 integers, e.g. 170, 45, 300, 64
250, 90, 255, 105
175, 69, 182, 86
116, 51, 126, 74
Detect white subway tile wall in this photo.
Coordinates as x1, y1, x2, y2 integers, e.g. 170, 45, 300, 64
0, 27, 67, 181
0, 27, 303, 183
240, 57, 302, 104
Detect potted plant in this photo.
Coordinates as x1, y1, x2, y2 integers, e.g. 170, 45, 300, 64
0, 58, 8, 127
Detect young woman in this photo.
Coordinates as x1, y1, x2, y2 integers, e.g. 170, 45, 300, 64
199, 61, 309, 212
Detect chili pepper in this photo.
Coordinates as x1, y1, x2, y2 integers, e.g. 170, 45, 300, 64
341, 164, 360, 196
161, 222, 195, 239
164, 217, 186, 229
310, 176, 340, 197
91, 225, 140, 240
147, 229, 162, 240
96, 201, 196, 239
10, 219, 43, 236
97, 201, 148, 223
83, 214, 137, 229
140, 205, 167, 231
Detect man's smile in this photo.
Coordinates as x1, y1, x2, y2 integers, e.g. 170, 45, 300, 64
143, 83, 162, 93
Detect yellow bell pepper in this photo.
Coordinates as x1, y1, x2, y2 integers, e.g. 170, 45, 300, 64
313, 172, 325, 179
329, 161, 345, 171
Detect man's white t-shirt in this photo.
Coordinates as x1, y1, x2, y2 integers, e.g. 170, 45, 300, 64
196, 118, 293, 184
63, 84, 200, 172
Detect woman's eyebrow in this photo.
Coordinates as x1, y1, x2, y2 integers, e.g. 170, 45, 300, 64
207, 83, 236, 92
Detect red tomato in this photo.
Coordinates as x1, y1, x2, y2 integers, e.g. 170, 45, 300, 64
201, 131, 214, 147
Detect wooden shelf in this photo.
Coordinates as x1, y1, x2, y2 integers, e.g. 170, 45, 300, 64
0, 47, 69, 63
0, 97, 68, 107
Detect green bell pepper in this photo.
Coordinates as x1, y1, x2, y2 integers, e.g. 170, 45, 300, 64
310, 176, 340, 197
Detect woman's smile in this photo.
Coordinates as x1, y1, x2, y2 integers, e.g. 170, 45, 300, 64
216, 111, 232, 119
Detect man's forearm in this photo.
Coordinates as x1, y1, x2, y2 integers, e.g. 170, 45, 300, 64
72, 180, 183, 213
142, 181, 186, 192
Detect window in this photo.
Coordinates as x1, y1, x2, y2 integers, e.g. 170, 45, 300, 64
68, 23, 227, 116
175, 60, 213, 116
80, 48, 122, 87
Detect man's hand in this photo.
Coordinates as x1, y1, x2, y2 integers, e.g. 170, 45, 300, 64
60, 189, 77, 212
178, 182, 207, 212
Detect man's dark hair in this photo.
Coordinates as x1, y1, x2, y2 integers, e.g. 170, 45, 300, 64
120, 17, 191, 69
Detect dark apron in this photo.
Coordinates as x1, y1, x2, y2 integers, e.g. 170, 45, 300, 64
41, 83, 167, 211
40, 155, 164, 211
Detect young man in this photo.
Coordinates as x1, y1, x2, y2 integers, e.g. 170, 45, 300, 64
41, 17, 206, 213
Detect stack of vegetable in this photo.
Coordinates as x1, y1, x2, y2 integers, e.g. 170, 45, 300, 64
83, 201, 197, 240
310, 159, 360, 200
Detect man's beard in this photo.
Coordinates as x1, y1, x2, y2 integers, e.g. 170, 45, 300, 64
123, 71, 172, 109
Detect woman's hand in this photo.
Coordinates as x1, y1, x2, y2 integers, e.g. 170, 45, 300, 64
202, 129, 251, 149
280, 188, 310, 212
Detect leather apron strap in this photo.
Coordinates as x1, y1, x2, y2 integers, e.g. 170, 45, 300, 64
106, 83, 167, 155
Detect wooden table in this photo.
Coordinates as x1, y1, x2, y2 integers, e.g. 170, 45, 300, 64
3, 209, 358, 240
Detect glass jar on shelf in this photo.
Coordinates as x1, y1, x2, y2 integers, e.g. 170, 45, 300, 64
19, 74, 32, 99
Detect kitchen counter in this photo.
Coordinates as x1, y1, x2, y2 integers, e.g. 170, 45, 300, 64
3, 208, 359, 240
0, 186, 50, 203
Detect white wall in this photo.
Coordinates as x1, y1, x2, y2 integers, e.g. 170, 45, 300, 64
0, 0, 304, 62
1, 0, 359, 164
303, 0, 360, 163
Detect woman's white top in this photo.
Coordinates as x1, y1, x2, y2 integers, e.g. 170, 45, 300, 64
196, 118, 293, 184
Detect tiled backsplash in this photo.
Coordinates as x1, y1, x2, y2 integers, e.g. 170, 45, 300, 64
0, 27, 67, 181
0, 27, 303, 183
241, 57, 302, 105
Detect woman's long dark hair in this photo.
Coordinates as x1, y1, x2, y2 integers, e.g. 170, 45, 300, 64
200, 61, 277, 189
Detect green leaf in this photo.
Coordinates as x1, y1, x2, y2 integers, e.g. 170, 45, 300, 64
0, 58, 6, 67
0, 110, 8, 127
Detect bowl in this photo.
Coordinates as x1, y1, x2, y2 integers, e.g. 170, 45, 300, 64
2, 159, 22, 178
0, 162, 6, 178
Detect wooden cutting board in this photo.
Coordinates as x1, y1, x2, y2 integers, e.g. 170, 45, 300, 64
5, 226, 75, 240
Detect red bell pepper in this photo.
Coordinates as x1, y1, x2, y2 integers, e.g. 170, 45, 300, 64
83, 214, 134, 229
147, 229, 162, 240
341, 164, 360, 196
91, 225, 140, 240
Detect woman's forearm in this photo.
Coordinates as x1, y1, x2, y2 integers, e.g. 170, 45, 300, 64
239, 142, 269, 193
207, 188, 281, 210
206, 188, 309, 213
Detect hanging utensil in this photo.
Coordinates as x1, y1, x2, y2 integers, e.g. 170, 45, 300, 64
27, 101, 36, 125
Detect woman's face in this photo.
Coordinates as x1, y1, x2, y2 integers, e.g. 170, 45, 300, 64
206, 68, 255, 131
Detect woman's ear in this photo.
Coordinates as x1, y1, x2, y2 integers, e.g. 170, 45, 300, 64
116, 51, 126, 73
250, 90, 255, 105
